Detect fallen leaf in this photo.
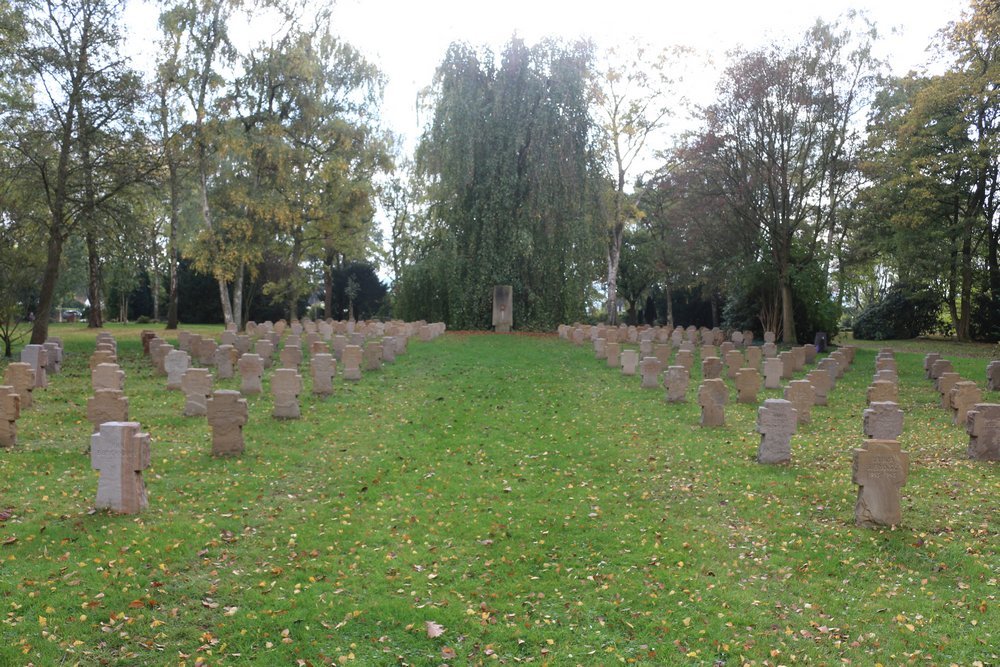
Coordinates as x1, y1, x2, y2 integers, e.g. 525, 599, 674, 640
426, 620, 445, 638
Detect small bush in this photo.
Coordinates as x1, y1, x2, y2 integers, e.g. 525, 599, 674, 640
136, 315, 152, 324
852, 286, 942, 340
970, 290, 1000, 342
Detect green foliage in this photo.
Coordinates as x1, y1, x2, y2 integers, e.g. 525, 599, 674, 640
404, 37, 604, 330
852, 285, 944, 340
969, 288, 1000, 342
326, 262, 387, 321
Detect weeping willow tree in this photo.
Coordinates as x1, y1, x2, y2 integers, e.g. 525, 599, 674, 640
398, 37, 605, 330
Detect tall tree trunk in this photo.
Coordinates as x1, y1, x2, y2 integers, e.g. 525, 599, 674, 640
31, 232, 64, 345
606, 224, 623, 325
151, 252, 160, 323
957, 214, 974, 341
779, 279, 796, 344
165, 158, 180, 329
664, 281, 674, 327
710, 291, 719, 328
324, 250, 335, 319
232, 262, 244, 330
86, 232, 103, 328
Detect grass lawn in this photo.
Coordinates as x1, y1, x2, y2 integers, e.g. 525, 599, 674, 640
0, 324, 997, 666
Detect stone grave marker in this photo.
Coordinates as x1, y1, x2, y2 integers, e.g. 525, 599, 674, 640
987, 361, 1000, 391
492, 285, 513, 333
3, 364, 33, 409
784, 380, 815, 425
181, 368, 213, 417
875, 357, 897, 373
381, 338, 396, 363
806, 369, 832, 406
829, 351, 848, 378
719, 341, 735, 356
673, 349, 692, 373
873, 369, 898, 384
165, 350, 190, 391
178, 330, 192, 352
255, 339, 275, 369
311, 354, 336, 395
664, 366, 689, 403
735, 367, 761, 404
950, 381, 982, 426
702, 356, 723, 380
936, 372, 962, 409
762, 342, 778, 358
763, 357, 783, 390
237, 354, 264, 395
698, 378, 728, 427
20, 344, 48, 388
731, 331, 744, 346
745, 346, 762, 370
866, 381, 898, 405
271, 368, 302, 419
594, 338, 607, 360
863, 401, 904, 440
852, 439, 909, 528
87, 389, 129, 433
150, 339, 172, 375
778, 351, 795, 380
620, 349, 638, 376
654, 343, 671, 365
930, 358, 953, 380
923, 352, 941, 379
756, 398, 797, 464
89, 349, 117, 371
214, 344, 237, 380
279, 345, 302, 370
220, 331, 237, 347
671, 328, 684, 347
639, 356, 662, 388
724, 349, 744, 380
700, 344, 717, 359
207, 390, 248, 457
44, 341, 62, 374
966, 403, 1000, 461
764, 331, 776, 344
363, 342, 383, 371
802, 344, 817, 365
817, 358, 839, 387
342, 345, 362, 381
195, 338, 217, 366
0, 386, 20, 448
92, 362, 125, 392
140, 330, 157, 355
234, 334, 251, 355
639, 339, 653, 357
605, 342, 621, 369
91, 421, 150, 514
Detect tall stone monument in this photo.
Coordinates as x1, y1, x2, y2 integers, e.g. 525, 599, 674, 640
492, 285, 513, 333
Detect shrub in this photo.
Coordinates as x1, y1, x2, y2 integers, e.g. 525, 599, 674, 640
852, 286, 942, 340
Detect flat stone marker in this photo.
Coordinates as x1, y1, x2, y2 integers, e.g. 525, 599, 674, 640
639, 356, 662, 388
950, 381, 982, 426
279, 346, 302, 370
702, 356, 722, 380
0, 386, 20, 448
866, 381, 898, 405
852, 439, 909, 528
745, 346, 762, 370
966, 403, 1000, 461
605, 342, 620, 369
664, 366, 689, 403
255, 340, 274, 369
165, 350, 190, 391
342, 345, 363, 381
181, 368, 213, 417
930, 358, 953, 380
91, 421, 150, 514
763, 357, 783, 389
92, 363, 125, 392
363, 343, 383, 371
4, 363, 34, 409
936, 372, 962, 409
778, 351, 795, 380
698, 378, 728, 427
311, 354, 336, 395
735, 367, 761, 404
237, 354, 264, 395
784, 380, 815, 425
757, 398, 797, 464
20, 345, 48, 388
87, 389, 129, 433
620, 349, 638, 375
806, 369, 832, 406
924, 353, 941, 379
864, 401, 904, 440
271, 368, 302, 419
987, 361, 1000, 391
724, 350, 743, 379
215, 344, 237, 380
207, 390, 249, 457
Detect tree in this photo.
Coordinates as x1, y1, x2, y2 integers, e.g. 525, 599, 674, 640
591, 45, 679, 324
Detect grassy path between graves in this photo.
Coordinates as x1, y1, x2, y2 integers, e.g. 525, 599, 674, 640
0, 325, 996, 666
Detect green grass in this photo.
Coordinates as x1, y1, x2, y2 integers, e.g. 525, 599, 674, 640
0, 324, 997, 666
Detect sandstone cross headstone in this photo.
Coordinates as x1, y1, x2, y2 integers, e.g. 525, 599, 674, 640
966, 403, 1000, 461
87, 389, 129, 433
639, 357, 662, 388
664, 366, 689, 403
930, 358, 953, 381
745, 346, 762, 370
987, 361, 1000, 392
279, 345, 302, 370
207, 390, 248, 457
363, 342, 383, 371
700, 344, 716, 359
492, 285, 513, 333
790, 346, 806, 370
724, 350, 744, 380
654, 343, 671, 365
89, 349, 117, 371
620, 349, 638, 376
141, 330, 157, 355
271, 368, 302, 419
237, 354, 264, 395
936, 372, 962, 409
866, 381, 898, 405
817, 358, 839, 388
0, 386, 20, 448
762, 342, 778, 358
735, 367, 761, 404
764, 331, 776, 345
757, 398, 797, 464
311, 353, 336, 395
181, 368, 213, 417
165, 350, 190, 391
255, 339, 275, 369
20, 344, 48, 388
150, 339, 172, 375
639, 339, 653, 357
675, 350, 694, 373
698, 379, 728, 427
342, 345, 362, 381
605, 342, 620, 369
220, 331, 237, 347
923, 352, 941, 380
875, 357, 897, 373
178, 330, 192, 352
43, 341, 62, 374
863, 401, 904, 440
784, 380, 815, 425
3, 363, 33, 410
215, 344, 237, 380
829, 351, 848, 378
763, 357, 783, 390
873, 369, 899, 384
852, 439, 909, 528
91, 421, 150, 514
950, 381, 982, 426
731, 331, 744, 346
195, 338, 217, 366
778, 351, 795, 380
702, 356, 722, 380
92, 363, 125, 392
806, 369, 832, 406
381, 337, 396, 363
